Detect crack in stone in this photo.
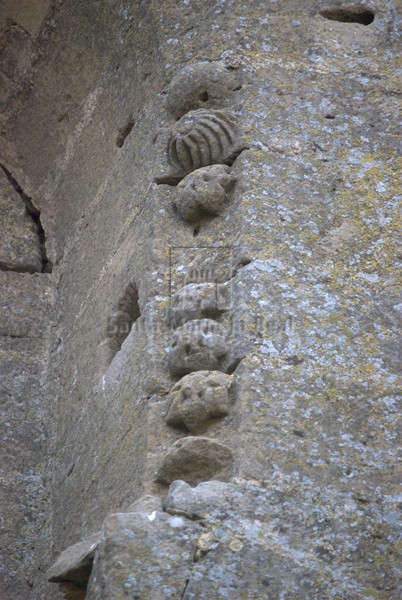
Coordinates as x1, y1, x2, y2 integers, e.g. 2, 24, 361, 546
0, 164, 52, 273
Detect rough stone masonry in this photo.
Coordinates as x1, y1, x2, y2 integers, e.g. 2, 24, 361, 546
0, 1, 401, 599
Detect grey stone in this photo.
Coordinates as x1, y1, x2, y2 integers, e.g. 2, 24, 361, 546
165, 371, 232, 433
1, 0, 401, 597
156, 437, 234, 485
168, 319, 229, 378
167, 109, 245, 176
167, 61, 241, 118
168, 282, 228, 328
125, 494, 163, 514
174, 165, 237, 223
86, 511, 201, 600
47, 532, 100, 586
0, 169, 42, 273
163, 480, 243, 520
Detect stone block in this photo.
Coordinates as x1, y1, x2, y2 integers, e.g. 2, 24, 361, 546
165, 371, 232, 433
156, 437, 234, 485
168, 319, 229, 378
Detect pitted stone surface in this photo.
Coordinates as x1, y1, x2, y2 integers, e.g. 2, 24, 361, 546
86, 511, 201, 600
167, 61, 241, 118
156, 437, 234, 485
168, 319, 229, 378
174, 165, 237, 223
165, 371, 232, 433
1, 0, 400, 598
168, 282, 228, 328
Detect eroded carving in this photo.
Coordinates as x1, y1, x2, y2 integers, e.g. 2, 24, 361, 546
168, 319, 229, 378
167, 109, 245, 176
168, 282, 228, 328
165, 370, 232, 433
173, 164, 237, 223
156, 437, 234, 485
167, 61, 241, 118
98, 281, 140, 370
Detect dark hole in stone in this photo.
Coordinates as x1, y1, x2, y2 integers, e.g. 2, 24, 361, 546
115, 120, 134, 148
320, 8, 375, 26
198, 91, 209, 102
285, 355, 304, 365
67, 463, 75, 477
325, 113, 336, 119
154, 175, 183, 186
233, 85, 243, 91
193, 225, 200, 236
105, 282, 140, 366
226, 356, 243, 374
293, 429, 305, 438
238, 257, 252, 268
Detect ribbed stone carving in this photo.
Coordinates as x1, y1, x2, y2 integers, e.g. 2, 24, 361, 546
167, 109, 243, 175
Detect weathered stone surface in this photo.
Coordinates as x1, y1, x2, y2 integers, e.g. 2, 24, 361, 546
0, 170, 42, 273
86, 511, 201, 600
163, 480, 244, 520
174, 165, 237, 223
0, 24, 34, 82
169, 480, 402, 599
0, 0, 51, 38
47, 532, 100, 586
165, 371, 232, 433
166, 109, 245, 177
156, 437, 234, 485
168, 319, 229, 378
0, 0, 400, 598
168, 282, 228, 328
167, 61, 241, 118
0, 272, 51, 600
125, 494, 163, 514
58, 582, 86, 600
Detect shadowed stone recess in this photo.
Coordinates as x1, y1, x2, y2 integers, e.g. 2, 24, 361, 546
47, 532, 100, 587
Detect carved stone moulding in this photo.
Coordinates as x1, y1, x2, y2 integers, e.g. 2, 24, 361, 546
156, 436, 234, 485
165, 370, 233, 433
173, 164, 237, 223
167, 61, 241, 119
167, 281, 228, 328
168, 319, 229, 378
167, 109, 245, 176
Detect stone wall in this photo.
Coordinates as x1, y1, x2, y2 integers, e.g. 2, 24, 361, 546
0, 1, 400, 598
